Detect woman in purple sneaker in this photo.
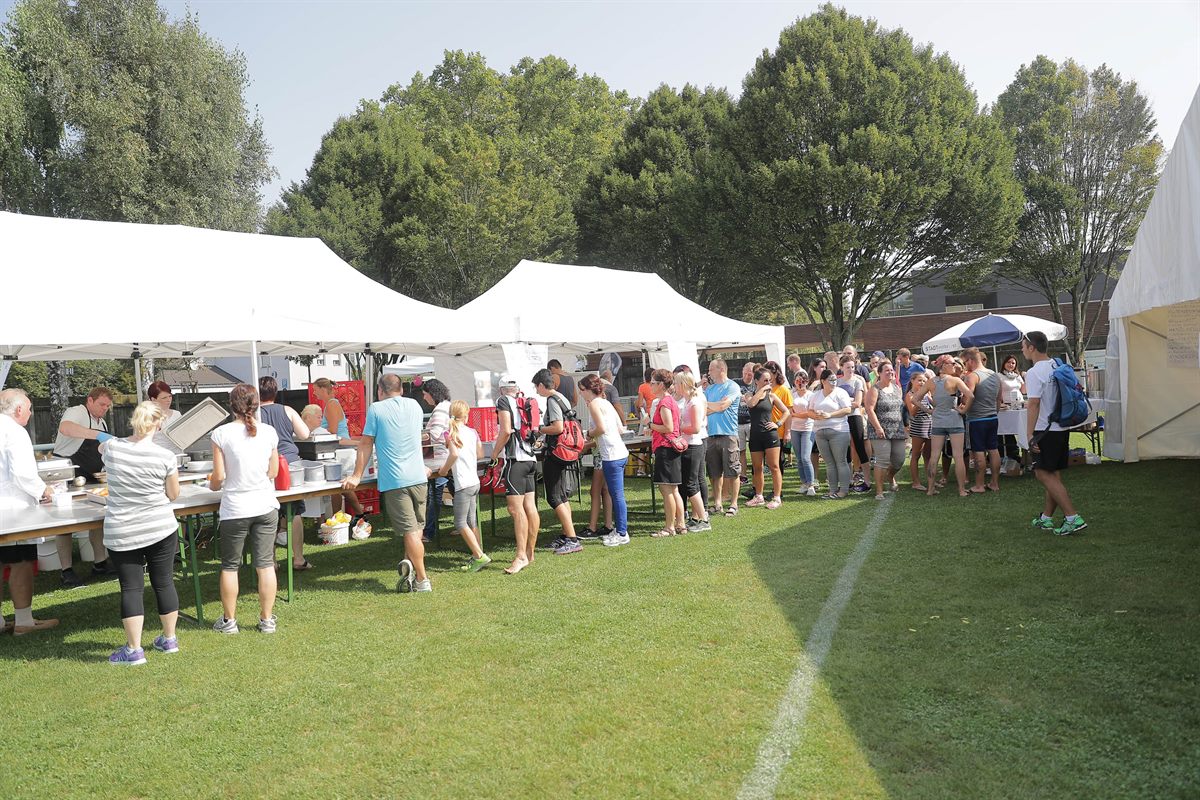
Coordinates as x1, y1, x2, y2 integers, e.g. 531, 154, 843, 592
100, 401, 183, 664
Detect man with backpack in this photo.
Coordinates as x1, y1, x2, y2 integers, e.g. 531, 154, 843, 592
1022, 331, 1087, 535
493, 375, 541, 573
533, 368, 584, 555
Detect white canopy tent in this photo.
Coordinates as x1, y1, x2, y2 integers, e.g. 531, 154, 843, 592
1104, 86, 1200, 461
0, 211, 470, 390
433, 260, 786, 401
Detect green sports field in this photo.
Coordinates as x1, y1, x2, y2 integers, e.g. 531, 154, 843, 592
1, 455, 1196, 799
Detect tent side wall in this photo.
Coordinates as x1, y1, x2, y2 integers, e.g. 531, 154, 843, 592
1109, 306, 1200, 461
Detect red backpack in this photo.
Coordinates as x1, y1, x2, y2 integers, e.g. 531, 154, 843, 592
498, 393, 540, 456
547, 394, 585, 462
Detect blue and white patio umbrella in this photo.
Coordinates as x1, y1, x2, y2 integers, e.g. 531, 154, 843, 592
922, 313, 1069, 356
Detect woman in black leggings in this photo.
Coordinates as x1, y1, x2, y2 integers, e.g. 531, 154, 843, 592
99, 401, 182, 665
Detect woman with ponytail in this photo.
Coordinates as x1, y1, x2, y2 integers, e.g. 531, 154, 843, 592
208, 384, 281, 635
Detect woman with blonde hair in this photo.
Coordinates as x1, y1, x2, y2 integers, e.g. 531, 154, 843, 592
209, 384, 281, 634
99, 401, 182, 664
672, 371, 711, 531
580, 374, 630, 546
438, 400, 490, 571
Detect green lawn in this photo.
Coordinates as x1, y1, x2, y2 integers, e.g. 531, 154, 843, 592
1, 455, 1197, 799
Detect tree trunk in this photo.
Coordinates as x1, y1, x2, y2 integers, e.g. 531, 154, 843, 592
49, 360, 70, 428
1070, 294, 1087, 366
0, 361, 10, 390
142, 358, 155, 391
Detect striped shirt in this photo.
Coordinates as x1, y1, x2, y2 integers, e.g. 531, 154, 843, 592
101, 438, 179, 551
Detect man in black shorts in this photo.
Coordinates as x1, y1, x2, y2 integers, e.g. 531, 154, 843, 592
0, 389, 60, 635
533, 369, 582, 555
1022, 332, 1086, 535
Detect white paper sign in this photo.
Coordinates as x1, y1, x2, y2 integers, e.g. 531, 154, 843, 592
1166, 300, 1200, 367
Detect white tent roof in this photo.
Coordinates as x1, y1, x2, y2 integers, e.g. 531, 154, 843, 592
1109, 85, 1200, 321
453, 259, 785, 354
0, 211, 462, 361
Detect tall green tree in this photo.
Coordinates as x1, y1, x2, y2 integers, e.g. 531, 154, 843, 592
576, 84, 757, 315
266, 51, 634, 309
1, 0, 273, 416
735, 4, 1022, 348
994, 56, 1162, 363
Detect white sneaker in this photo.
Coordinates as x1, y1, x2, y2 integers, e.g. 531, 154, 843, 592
412, 578, 432, 593
601, 531, 631, 547
805, 485, 817, 497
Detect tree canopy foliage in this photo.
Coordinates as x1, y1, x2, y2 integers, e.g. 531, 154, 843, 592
576, 84, 760, 315
0, 0, 274, 406
994, 56, 1162, 363
730, 4, 1023, 347
266, 51, 635, 308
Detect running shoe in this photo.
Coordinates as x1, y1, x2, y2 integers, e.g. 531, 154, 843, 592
257, 615, 277, 634
152, 635, 179, 654
1054, 516, 1088, 536
804, 485, 818, 497
461, 554, 492, 572
108, 645, 147, 666
601, 531, 631, 547
413, 578, 433, 592
397, 558, 415, 593
575, 527, 603, 540
1030, 515, 1056, 531
212, 615, 239, 635
686, 518, 713, 533
547, 535, 571, 551
553, 537, 583, 555
746, 495, 766, 507
766, 497, 782, 510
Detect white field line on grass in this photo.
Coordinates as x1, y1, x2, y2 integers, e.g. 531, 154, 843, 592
737, 493, 895, 800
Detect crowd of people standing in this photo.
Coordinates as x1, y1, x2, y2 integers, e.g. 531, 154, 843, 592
0, 331, 1087, 664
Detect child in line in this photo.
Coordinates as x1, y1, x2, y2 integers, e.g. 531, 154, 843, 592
438, 400, 490, 571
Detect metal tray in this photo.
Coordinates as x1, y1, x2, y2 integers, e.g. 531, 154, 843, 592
164, 397, 229, 452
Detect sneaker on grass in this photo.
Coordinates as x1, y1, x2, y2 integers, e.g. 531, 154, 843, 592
575, 527, 602, 540
108, 645, 147, 666
152, 635, 179, 653
212, 615, 239, 634
461, 554, 492, 572
1030, 515, 1056, 531
804, 485, 818, 497
686, 518, 712, 533
257, 615, 277, 634
766, 497, 782, 510
601, 531, 630, 547
397, 558, 415, 593
554, 537, 583, 555
1054, 516, 1087, 536
547, 535, 571, 551
413, 578, 432, 592
746, 495, 766, 507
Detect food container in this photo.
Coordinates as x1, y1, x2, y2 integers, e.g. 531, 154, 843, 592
323, 462, 343, 482
318, 522, 349, 545
164, 398, 229, 452
301, 460, 325, 483
37, 458, 78, 483
288, 463, 305, 487
297, 433, 339, 462
51, 493, 73, 509
183, 460, 213, 472
335, 447, 357, 474
176, 453, 191, 468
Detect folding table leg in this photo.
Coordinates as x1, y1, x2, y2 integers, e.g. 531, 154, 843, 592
284, 501, 294, 603
187, 518, 203, 626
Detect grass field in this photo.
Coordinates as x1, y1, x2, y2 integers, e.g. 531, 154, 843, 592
1, 451, 1197, 799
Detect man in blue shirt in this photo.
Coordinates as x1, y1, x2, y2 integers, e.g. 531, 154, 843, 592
703, 359, 742, 516
896, 347, 924, 427
344, 374, 431, 593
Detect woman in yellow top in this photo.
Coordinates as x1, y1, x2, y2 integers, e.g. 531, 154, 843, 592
764, 361, 794, 467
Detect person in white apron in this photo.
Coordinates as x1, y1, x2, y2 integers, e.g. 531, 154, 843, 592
51, 386, 116, 587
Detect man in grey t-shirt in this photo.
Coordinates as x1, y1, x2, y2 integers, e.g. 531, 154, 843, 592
962, 348, 1002, 493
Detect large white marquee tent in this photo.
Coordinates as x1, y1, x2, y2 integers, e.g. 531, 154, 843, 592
0, 210, 471, 365
1104, 86, 1200, 461
431, 260, 787, 401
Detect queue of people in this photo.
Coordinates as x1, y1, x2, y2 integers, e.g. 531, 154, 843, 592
0, 338, 1087, 664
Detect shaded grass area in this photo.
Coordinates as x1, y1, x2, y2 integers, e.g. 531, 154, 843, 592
2, 458, 1197, 799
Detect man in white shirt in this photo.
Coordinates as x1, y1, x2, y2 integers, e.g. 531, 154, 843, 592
0, 389, 59, 635
1022, 332, 1086, 535
52, 386, 115, 587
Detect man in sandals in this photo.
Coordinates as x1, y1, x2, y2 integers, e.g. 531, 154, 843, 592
703, 360, 742, 517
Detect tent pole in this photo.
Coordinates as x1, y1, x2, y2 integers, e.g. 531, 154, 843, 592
133, 358, 144, 402
250, 340, 260, 391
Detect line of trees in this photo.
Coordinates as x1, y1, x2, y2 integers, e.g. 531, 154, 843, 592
2, 2, 1164, 373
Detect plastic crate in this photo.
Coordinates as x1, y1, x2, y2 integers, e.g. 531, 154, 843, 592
467, 407, 498, 442
355, 486, 380, 516
308, 381, 367, 419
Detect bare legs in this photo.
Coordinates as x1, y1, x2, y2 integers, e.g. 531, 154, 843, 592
765, 447, 783, 499
218, 566, 276, 624
910, 435, 929, 489
504, 493, 539, 574
1035, 468, 1077, 517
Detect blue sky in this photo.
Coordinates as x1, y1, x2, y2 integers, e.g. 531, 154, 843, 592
5, 1, 1199, 207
